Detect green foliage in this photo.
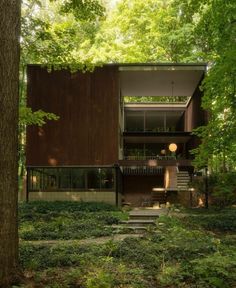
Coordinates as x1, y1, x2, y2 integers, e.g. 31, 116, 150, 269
185, 208, 236, 232
19, 207, 236, 287
19, 107, 59, 126
19, 201, 127, 240
189, 253, 236, 288
59, 0, 105, 21
124, 96, 189, 103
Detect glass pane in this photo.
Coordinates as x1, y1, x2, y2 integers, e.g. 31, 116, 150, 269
87, 169, 100, 189
58, 168, 71, 189
124, 143, 144, 158
71, 168, 85, 189
29, 169, 42, 190
125, 111, 144, 132
145, 144, 164, 156
100, 169, 114, 189
145, 111, 165, 132
42, 168, 59, 190
166, 111, 184, 132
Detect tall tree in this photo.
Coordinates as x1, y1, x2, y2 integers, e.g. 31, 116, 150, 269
0, 0, 21, 286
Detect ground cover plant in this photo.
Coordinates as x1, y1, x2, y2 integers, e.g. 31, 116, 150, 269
19, 201, 128, 240
17, 202, 236, 287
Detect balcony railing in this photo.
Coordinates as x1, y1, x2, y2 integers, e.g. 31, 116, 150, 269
122, 166, 164, 175
123, 155, 176, 161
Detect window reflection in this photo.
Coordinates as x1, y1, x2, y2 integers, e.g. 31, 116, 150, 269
28, 167, 115, 191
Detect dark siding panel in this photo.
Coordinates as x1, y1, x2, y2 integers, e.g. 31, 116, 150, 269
185, 85, 205, 132
26, 65, 119, 166
90, 67, 119, 165
123, 175, 164, 206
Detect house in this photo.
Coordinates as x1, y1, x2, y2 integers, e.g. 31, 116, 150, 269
26, 63, 207, 206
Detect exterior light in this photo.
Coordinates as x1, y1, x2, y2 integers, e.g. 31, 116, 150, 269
161, 149, 166, 155
169, 143, 177, 152
148, 159, 157, 167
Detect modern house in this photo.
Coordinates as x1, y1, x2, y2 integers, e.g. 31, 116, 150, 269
26, 63, 207, 206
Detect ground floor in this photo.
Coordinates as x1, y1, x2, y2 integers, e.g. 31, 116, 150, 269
24, 165, 198, 207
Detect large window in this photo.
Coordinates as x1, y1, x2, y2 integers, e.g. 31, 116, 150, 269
124, 110, 185, 132
28, 167, 115, 192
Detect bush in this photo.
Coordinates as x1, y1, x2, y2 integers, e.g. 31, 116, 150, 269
210, 173, 236, 208
184, 208, 236, 232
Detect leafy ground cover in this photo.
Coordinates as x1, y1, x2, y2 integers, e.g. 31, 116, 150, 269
17, 202, 236, 288
19, 201, 128, 240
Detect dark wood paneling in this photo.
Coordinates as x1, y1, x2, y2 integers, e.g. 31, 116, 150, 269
185, 85, 206, 132
26, 65, 119, 166
123, 175, 164, 206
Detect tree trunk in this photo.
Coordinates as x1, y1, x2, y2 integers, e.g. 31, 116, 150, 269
0, 0, 21, 286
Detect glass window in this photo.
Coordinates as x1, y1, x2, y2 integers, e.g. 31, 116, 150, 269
145, 111, 165, 132
125, 111, 144, 132
100, 169, 114, 189
87, 169, 100, 189
58, 168, 71, 189
28, 167, 116, 191
29, 169, 42, 190
71, 168, 85, 189
42, 168, 58, 190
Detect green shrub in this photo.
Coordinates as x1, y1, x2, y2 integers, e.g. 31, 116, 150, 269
189, 253, 236, 288
184, 208, 236, 232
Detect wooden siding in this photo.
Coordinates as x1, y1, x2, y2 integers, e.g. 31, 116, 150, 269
185, 85, 206, 132
26, 65, 119, 166
123, 175, 164, 206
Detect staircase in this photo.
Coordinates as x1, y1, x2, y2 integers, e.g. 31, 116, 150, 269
151, 191, 167, 205
120, 209, 160, 233
176, 170, 190, 191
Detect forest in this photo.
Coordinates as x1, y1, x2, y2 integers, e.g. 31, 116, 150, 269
0, 0, 236, 287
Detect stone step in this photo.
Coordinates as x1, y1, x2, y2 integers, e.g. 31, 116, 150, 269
121, 219, 156, 226
126, 226, 148, 231
129, 213, 160, 220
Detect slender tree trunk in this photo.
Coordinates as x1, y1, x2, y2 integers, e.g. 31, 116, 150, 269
0, 1, 21, 286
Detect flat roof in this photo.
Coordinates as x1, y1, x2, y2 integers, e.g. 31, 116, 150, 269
28, 63, 206, 98
119, 64, 205, 97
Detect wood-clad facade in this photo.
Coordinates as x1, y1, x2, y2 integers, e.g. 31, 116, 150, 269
26, 64, 206, 206
27, 65, 119, 166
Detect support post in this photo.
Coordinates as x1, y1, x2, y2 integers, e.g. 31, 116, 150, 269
205, 166, 209, 209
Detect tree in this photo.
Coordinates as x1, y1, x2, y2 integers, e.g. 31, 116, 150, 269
188, 0, 236, 172
0, 0, 21, 286
89, 0, 198, 63
18, 0, 105, 189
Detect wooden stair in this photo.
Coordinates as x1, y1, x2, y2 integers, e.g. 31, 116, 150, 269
177, 171, 190, 191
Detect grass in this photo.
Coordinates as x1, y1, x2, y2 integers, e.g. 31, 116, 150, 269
16, 202, 236, 288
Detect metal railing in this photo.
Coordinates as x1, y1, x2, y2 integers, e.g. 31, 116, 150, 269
122, 166, 164, 175
123, 155, 176, 161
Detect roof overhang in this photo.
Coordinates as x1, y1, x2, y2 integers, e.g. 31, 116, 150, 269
119, 63, 206, 97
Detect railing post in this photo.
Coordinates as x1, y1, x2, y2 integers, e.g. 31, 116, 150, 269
26, 167, 29, 202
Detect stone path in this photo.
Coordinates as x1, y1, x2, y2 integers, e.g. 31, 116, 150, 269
21, 209, 168, 246
21, 234, 144, 246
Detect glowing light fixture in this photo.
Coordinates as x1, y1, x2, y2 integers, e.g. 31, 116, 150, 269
169, 143, 177, 152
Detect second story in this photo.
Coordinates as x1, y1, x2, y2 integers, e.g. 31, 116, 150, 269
26, 63, 207, 167
118, 64, 207, 163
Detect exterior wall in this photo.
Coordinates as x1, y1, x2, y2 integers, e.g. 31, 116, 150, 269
185, 85, 206, 132
165, 166, 177, 189
29, 191, 116, 205
123, 175, 164, 206
26, 65, 119, 166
